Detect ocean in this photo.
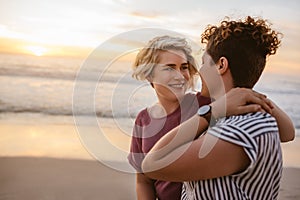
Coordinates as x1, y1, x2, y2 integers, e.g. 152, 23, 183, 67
0, 53, 299, 133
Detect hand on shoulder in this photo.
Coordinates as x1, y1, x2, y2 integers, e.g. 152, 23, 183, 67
211, 88, 273, 119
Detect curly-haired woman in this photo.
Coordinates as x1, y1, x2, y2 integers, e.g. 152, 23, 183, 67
141, 16, 295, 200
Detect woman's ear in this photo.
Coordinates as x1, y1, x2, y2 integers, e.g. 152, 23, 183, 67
217, 57, 229, 75
146, 76, 154, 88
146, 75, 153, 82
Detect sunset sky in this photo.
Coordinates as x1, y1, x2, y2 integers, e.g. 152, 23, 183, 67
0, 0, 299, 74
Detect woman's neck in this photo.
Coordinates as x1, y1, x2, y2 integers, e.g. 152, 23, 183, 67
149, 98, 180, 118
160, 99, 180, 114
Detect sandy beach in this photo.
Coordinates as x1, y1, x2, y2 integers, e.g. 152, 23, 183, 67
0, 114, 299, 200
0, 157, 136, 200
0, 157, 299, 200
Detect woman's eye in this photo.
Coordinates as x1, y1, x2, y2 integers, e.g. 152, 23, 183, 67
181, 65, 189, 70
165, 67, 173, 71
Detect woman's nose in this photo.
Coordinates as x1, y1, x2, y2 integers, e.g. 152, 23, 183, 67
174, 69, 185, 80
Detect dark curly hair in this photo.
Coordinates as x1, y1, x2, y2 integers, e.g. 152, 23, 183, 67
201, 16, 282, 88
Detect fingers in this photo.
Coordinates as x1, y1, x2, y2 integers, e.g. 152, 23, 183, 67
218, 88, 274, 117
254, 96, 271, 112
257, 97, 273, 114
226, 88, 273, 116
252, 89, 267, 99
245, 93, 272, 114
236, 105, 262, 115
239, 89, 272, 114
252, 90, 274, 109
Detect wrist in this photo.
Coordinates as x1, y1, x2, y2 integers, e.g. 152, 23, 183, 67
197, 105, 217, 126
209, 99, 225, 119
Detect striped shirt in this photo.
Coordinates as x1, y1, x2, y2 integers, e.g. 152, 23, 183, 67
181, 112, 283, 200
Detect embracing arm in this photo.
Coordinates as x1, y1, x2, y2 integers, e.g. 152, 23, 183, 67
136, 173, 156, 200
270, 100, 295, 142
141, 88, 269, 181
142, 131, 250, 181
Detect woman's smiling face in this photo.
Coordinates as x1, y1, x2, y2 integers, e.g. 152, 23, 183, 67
149, 49, 190, 102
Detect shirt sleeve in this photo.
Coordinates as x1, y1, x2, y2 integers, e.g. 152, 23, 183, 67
208, 120, 258, 171
127, 119, 145, 173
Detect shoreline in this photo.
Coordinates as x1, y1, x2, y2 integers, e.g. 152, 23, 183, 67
0, 113, 299, 167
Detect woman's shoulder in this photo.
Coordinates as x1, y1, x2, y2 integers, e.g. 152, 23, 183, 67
147, 103, 168, 119
135, 102, 172, 123
135, 107, 149, 121
134, 108, 150, 125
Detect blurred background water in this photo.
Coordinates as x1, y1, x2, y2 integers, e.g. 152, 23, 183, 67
0, 53, 299, 134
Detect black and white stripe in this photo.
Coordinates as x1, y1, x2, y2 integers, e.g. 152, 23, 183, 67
181, 112, 282, 200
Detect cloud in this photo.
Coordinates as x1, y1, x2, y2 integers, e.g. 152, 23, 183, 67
129, 11, 161, 19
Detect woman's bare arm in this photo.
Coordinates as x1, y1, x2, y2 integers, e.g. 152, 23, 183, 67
270, 100, 295, 142
136, 173, 156, 200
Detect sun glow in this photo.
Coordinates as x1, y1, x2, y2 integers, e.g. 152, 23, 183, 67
25, 46, 48, 56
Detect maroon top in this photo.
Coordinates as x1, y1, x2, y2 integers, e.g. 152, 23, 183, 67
128, 92, 211, 200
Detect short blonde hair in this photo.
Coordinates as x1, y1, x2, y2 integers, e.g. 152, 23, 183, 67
132, 35, 198, 89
